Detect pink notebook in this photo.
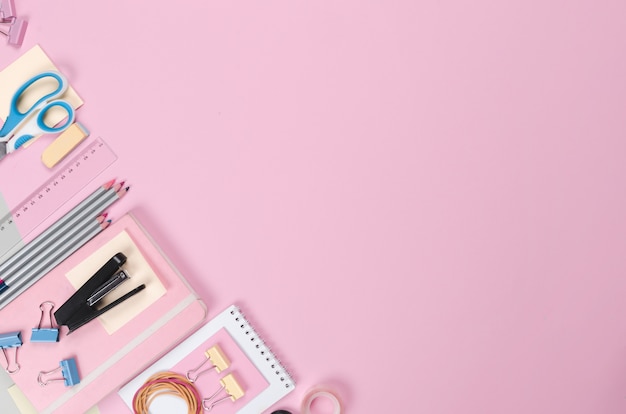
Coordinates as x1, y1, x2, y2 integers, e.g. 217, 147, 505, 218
0, 213, 207, 414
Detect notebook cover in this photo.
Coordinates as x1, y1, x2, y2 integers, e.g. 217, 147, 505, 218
0, 212, 207, 414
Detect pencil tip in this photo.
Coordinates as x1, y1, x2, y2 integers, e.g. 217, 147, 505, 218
117, 186, 129, 198
103, 179, 116, 190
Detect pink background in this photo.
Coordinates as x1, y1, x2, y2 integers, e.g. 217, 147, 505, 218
0, 1, 625, 412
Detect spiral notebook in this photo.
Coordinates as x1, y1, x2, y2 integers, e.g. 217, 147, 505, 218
118, 304, 296, 413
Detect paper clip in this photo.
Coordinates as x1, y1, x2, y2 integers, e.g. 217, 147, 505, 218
0, 15, 27, 47
186, 345, 230, 382
37, 357, 80, 387
202, 373, 245, 411
0, 331, 22, 374
31, 301, 60, 342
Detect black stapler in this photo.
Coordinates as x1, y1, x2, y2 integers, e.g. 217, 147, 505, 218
54, 252, 146, 334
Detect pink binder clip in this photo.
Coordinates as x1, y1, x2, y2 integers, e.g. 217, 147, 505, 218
0, 0, 26, 47
0, 16, 27, 46
0, 0, 16, 19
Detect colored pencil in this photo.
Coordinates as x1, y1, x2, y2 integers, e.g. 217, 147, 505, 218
2, 214, 107, 287
0, 179, 116, 281
0, 218, 112, 310
0, 182, 123, 289
0, 183, 129, 307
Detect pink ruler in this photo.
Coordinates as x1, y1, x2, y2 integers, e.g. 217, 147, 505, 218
0, 137, 117, 262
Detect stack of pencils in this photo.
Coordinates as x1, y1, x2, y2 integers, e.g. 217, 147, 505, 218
0, 179, 129, 310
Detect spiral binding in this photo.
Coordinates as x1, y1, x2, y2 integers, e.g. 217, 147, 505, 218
229, 307, 296, 389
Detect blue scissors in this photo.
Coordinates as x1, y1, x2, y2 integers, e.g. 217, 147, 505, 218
0, 71, 75, 161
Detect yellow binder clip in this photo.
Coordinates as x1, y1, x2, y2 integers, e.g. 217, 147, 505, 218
202, 373, 245, 411
185, 344, 230, 382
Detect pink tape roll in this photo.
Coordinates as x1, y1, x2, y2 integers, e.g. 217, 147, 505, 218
301, 387, 342, 414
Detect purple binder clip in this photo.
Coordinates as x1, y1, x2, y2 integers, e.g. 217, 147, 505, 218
0, 16, 27, 46
0, 0, 16, 19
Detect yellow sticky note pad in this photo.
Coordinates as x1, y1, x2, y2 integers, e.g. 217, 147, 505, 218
0, 44, 83, 134
65, 231, 166, 335
7, 385, 38, 414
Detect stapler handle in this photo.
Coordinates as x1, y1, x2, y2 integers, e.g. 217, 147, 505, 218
54, 252, 127, 326
67, 284, 146, 334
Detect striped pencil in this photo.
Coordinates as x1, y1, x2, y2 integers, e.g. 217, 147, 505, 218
0, 179, 116, 266
2, 214, 108, 287
0, 182, 125, 293
0, 180, 116, 283
0, 184, 120, 281
0, 217, 112, 310
0, 179, 115, 264
0, 184, 128, 290
0, 184, 129, 301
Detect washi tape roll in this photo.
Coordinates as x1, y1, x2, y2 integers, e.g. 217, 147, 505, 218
301, 387, 342, 414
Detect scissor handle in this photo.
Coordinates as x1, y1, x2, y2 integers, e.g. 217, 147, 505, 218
8, 100, 75, 152
0, 71, 69, 139
11, 71, 68, 117
35, 100, 74, 133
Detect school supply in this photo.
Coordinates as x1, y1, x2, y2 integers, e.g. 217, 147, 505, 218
0, 138, 116, 264
0, 45, 82, 124
0, 208, 114, 305
0, 71, 75, 161
0, 331, 21, 373
55, 252, 146, 334
2, 212, 207, 414
301, 387, 342, 414
0, 0, 16, 17
270, 387, 342, 414
0, 16, 26, 46
37, 358, 80, 387
119, 304, 296, 414
0, 44, 80, 115
30, 301, 59, 343
0, 45, 93, 262
185, 345, 230, 382
0, 214, 112, 309
132, 371, 203, 414
0, 0, 27, 47
0, 178, 127, 306
202, 372, 245, 411
41, 122, 90, 168
0, 180, 117, 286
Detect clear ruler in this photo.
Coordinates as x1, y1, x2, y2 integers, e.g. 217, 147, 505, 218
0, 137, 117, 262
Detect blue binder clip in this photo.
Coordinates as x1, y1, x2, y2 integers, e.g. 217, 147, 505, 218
37, 357, 80, 387
31, 301, 59, 342
0, 331, 21, 348
0, 331, 22, 373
